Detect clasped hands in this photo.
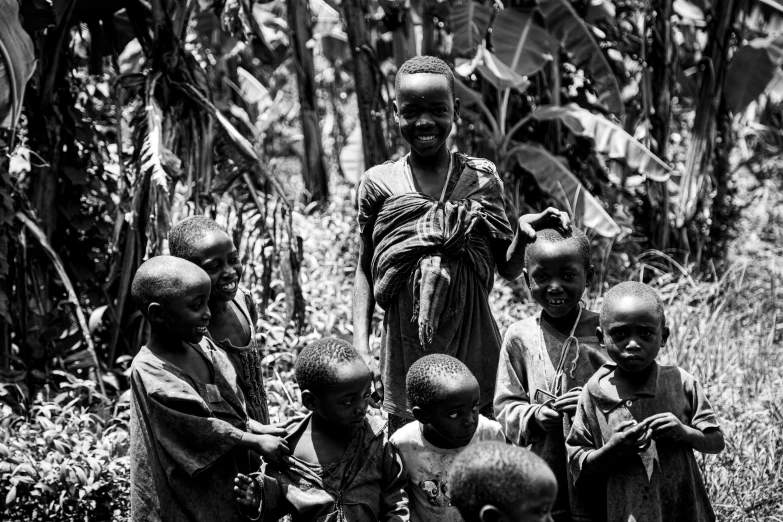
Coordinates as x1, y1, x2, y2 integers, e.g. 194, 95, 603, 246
605, 413, 691, 455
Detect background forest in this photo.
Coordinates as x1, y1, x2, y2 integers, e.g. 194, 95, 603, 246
0, 0, 782, 519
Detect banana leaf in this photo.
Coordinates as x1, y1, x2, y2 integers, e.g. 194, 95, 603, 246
529, 104, 674, 182
538, 0, 624, 118
477, 48, 531, 92
724, 34, 783, 113
511, 143, 621, 237
491, 7, 555, 78
451, 0, 494, 57
0, 0, 36, 131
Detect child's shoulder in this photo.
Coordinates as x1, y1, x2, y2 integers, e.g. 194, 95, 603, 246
462, 155, 498, 175
475, 415, 505, 442
657, 364, 701, 389
504, 314, 543, 343
361, 158, 401, 184
388, 419, 422, 447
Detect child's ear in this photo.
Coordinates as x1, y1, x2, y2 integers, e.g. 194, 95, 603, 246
596, 326, 605, 346
147, 303, 166, 325
586, 264, 596, 287
411, 406, 430, 424
301, 390, 318, 412
478, 504, 504, 522
453, 97, 461, 121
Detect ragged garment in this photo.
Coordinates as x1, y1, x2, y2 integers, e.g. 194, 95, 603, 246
372, 194, 494, 347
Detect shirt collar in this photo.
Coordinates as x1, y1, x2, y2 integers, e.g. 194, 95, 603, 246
591, 361, 660, 414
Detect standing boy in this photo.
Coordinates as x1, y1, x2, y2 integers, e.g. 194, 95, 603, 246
567, 282, 724, 522
129, 256, 288, 522
353, 55, 568, 432
390, 354, 506, 521
493, 227, 611, 521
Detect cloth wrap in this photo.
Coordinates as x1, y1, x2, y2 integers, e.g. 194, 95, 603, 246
371, 194, 497, 348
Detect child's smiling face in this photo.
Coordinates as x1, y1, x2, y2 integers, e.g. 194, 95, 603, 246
526, 241, 592, 319
188, 230, 243, 303
598, 295, 669, 374
156, 268, 212, 344
414, 374, 480, 449
394, 73, 459, 159
307, 359, 373, 435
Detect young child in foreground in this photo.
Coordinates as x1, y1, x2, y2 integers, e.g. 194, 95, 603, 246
448, 441, 558, 522
567, 281, 725, 522
129, 256, 289, 522
494, 226, 610, 521
389, 354, 506, 521
234, 337, 410, 521
169, 215, 277, 430
353, 55, 569, 433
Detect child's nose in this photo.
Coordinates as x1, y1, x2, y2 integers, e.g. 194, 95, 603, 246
203, 308, 212, 321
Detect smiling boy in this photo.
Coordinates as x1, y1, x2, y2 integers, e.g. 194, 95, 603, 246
567, 282, 724, 522
494, 227, 611, 522
353, 55, 568, 433
390, 355, 505, 521
129, 256, 289, 522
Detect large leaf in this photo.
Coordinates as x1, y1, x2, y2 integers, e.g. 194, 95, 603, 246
724, 34, 783, 113
511, 144, 621, 237
451, 0, 494, 57
0, 0, 36, 130
477, 48, 531, 92
492, 7, 555, 78
530, 104, 674, 182
237, 67, 273, 113
538, 0, 624, 118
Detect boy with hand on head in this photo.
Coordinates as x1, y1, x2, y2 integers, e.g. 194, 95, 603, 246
493, 226, 611, 522
234, 338, 410, 521
169, 216, 278, 431
129, 256, 289, 522
449, 441, 558, 522
354, 54, 568, 433
389, 354, 505, 522
567, 282, 725, 522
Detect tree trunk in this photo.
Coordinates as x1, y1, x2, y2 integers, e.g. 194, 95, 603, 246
287, 0, 329, 202
342, 0, 390, 171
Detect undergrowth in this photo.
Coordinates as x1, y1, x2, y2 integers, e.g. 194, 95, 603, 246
2, 178, 782, 520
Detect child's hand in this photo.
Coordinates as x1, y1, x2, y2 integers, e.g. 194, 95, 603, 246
552, 388, 582, 416
605, 420, 648, 455
252, 434, 290, 465
248, 419, 287, 437
534, 405, 563, 433
234, 473, 261, 514
645, 412, 689, 442
518, 208, 570, 240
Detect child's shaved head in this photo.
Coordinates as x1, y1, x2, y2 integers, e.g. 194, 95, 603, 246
395, 55, 455, 99
449, 441, 557, 522
169, 215, 228, 263
295, 337, 362, 393
524, 226, 591, 270
600, 281, 665, 328
131, 256, 209, 317
406, 354, 477, 409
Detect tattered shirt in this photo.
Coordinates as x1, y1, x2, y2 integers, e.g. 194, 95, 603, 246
254, 413, 409, 522
130, 339, 251, 522
358, 152, 513, 419
567, 362, 721, 522
493, 313, 610, 519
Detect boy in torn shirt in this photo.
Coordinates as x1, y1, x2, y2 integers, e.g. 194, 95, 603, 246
129, 256, 289, 522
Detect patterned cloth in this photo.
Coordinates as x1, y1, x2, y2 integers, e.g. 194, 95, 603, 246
567, 362, 721, 522
358, 152, 514, 419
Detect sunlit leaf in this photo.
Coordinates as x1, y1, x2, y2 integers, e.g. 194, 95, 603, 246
492, 7, 555, 78
0, 0, 36, 129
511, 143, 621, 237
451, 0, 494, 57
530, 104, 674, 182
476, 48, 531, 92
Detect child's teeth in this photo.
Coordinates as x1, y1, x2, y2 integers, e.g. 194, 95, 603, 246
419, 135, 435, 142
195, 326, 208, 333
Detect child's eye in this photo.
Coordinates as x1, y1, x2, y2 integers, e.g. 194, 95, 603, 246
563, 274, 576, 281
448, 412, 458, 419
639, 329, 653, 337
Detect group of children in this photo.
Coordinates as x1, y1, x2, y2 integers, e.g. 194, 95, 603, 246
129, 55, 724, 522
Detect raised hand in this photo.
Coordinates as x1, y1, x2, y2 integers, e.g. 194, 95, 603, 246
518, 207, 571, 240
234, 473, 261, 514
645, 412, 689, 442
534, 405, 564, 433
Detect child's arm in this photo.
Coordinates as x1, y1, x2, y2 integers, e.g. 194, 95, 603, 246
492, 208, 570, 281
379, 439, 410, 522
353, 231, 383, 407
644, 413, 724, 454
494, 329, 561, 445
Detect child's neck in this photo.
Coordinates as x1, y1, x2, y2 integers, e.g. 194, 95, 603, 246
542, 305, 583, 336
409, 146, 451, 176
209, 298, 231, 316
294, 413, 356, 466
146, 328, 190, 356
604, 364, 656, 400
421, 424, 464, 450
